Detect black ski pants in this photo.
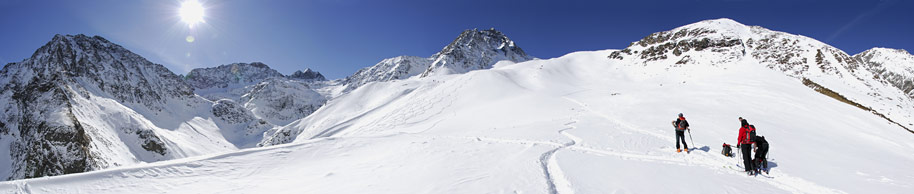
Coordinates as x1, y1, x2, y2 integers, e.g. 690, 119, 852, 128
754, 143, 769, 169
675, 130, 688, 149
741, 144, 753, 171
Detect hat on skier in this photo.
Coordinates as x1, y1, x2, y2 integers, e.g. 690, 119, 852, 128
678, 113, 683, 117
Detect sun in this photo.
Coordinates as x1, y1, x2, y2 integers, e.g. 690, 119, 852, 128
179, 0, 205, 28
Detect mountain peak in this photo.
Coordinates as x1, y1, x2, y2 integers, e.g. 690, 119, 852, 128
855, 47, 914, 82
420, 28, 533, 77
608, 18, 752, 64
681, 18, 747, 28
6, 34, 195, 110
858, 47, 911, 56
340, 28, 533, 93
33, 34, 120, 60
185, 62, 285, 89
288, 68, 327, 81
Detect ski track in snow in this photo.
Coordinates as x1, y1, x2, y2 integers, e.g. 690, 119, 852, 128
424, 94, 848, 193
538, 104, 582, 194
557, 95, 845, 194
15, 181, 31, 194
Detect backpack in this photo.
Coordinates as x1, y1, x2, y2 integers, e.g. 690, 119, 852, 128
676, 118, 688, 130
721, 143, 733, 157
746, 125, 757, 142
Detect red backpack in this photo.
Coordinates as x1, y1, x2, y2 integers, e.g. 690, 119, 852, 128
745, 125, 757, 143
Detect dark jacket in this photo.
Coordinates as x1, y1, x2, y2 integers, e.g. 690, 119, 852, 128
674, 117, 689, 131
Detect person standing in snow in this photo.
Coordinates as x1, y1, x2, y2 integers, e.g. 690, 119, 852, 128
737, 117, 755, 174
672, 113, 689, 153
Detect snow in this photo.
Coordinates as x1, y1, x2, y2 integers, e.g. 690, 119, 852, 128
858, 47, 914, 78
3, 48, 913, 193
64, 82, 239, 165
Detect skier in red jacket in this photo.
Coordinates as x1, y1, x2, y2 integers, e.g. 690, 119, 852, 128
737, 117, 755, 175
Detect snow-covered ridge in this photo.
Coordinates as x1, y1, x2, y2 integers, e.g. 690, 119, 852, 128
608, 18, 914, 131
185, 62, 285, 89
421, 28, 534, 77
185, 62, 328, 131
4, 34, 195, 111
340, 56, 432, 93
340, 28, 533, 93
241, 78, 326, 126
854, 48, 914, 97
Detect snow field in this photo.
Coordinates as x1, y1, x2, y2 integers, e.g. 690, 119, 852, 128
2, 49, 914, 193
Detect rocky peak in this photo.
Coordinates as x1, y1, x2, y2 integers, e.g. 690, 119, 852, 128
2, 34, 194, 111
341, 56, 431, 92
288, 68, 327, 81
854, 47, 914, 97
420, 28, 533, 77
606, 18, 862, 77
0, 34, 197, 180
604, 18, 914, 133
185, 62, 285, 89
608, 18, 751, 65
855, 48, 913, 66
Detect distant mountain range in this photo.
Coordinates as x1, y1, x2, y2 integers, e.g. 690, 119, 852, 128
0, 28, 533, 180
1, 18, 911, 181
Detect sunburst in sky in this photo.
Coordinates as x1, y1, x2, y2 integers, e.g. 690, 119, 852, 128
179, 0, 205, 29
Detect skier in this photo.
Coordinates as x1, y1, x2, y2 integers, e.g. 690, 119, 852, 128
671, 113, 689, 153
736, 117, 756, 175
753, 136, 770, 174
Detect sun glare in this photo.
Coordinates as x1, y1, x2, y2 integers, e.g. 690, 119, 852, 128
179, 0, 205, 28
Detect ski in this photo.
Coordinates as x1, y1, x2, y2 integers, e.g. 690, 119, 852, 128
723, 165, 774, 178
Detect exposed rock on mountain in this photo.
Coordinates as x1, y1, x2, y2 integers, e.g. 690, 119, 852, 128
0, 34, 234, 180
341, 28, 533, 93
608, 18, 914, 131
421, 28, 534, 77
185, 62, 284, 89
288, 68, 327, 81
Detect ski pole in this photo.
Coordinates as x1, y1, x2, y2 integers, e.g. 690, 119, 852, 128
736, 144, 742, 168
687, 128, 695, 149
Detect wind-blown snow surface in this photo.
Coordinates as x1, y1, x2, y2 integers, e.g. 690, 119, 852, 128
3, 49, 912, 193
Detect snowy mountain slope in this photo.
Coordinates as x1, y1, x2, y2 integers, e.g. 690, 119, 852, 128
0, 28, 530, 181
339, 28, 533, 93
0, 35, 237, 180
854, 48, 914, 98
185, 63, 328, 142
185, 62, 284, 90
241, 78, 325, 126
5, 49, 912, 193
340, 56, 432, 93
608, 18, 914, 133
420, 28, 534, 77
210, 99, 273, 148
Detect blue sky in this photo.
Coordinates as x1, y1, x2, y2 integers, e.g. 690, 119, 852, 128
0, 0, 911, 79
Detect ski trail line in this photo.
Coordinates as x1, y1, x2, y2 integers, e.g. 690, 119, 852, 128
539, 101, 585, 194
559, 95, 845, 194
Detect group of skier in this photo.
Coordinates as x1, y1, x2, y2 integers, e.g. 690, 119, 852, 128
672, 113, 770, 176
